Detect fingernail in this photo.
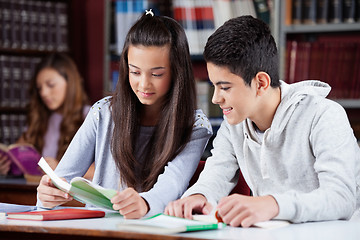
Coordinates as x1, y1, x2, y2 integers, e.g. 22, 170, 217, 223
215, 210, 223, 222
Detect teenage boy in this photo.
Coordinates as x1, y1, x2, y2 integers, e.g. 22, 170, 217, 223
165, 15, 360, 227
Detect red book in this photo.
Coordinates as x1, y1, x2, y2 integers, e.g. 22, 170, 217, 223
308, 41, 326, 81
7, 208, 105, 221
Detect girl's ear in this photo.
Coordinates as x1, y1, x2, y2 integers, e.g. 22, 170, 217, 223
255, 72, 271, 96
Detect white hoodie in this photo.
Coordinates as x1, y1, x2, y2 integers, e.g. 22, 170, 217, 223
184, 80, 360, 223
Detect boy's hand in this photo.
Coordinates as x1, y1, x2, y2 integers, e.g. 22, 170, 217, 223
37, 175, 73, 208
216, 194, 279, 227
164, 194, 213, 219
111, 188, 149, 219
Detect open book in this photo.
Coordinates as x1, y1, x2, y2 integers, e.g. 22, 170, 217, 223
38, 157, 117, 210
193, 211, 290, 229
0, 143, 42, 176
117, 213, 225, 234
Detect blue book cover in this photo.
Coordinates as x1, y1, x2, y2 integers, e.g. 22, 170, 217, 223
0, 203, 36, 214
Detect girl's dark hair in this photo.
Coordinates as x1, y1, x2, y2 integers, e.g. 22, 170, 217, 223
110, 13, 196, 191
204, 15, 280, 87
23, 53, 89, 160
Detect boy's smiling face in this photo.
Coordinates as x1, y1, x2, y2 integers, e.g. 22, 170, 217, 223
207, 62, 258, 125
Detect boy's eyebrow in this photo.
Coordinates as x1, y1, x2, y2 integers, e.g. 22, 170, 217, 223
214, 81, 232, 85
128, 64, 165, 70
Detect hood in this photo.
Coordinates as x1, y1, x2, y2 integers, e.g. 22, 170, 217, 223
241, 80, 331, 180
270, 80, 331, 138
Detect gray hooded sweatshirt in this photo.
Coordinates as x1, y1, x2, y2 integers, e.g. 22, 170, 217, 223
184, 80, 360, 223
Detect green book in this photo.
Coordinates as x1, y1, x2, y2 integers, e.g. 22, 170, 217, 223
117, 213, 225, 234
38, 157, 117, 210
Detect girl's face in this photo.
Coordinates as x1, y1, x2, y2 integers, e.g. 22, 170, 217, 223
36, 68, 67, 112
128, 44, 171, 111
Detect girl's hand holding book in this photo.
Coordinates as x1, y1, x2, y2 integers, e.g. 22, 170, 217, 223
111, 187, 149, 219
37, 175, 73, 208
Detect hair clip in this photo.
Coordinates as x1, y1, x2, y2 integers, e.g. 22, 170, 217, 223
145, 9, 154, 17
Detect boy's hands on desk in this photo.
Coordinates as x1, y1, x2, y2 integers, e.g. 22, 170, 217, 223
164, 194, 213, 219
217, 194, 279, 228
165, 194, 279, 228
111, 187, 149, 219
37, 175, 73, 208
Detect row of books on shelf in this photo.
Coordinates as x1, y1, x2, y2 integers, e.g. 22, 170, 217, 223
0, 0, 69, 51
0, 55, 41, 108
114, 0, 148, 54
287, 0, 360, 25
0, 113, 27, 145
173, 0, 271, 55
113, 0, 272, 55
285, 35, 360, 99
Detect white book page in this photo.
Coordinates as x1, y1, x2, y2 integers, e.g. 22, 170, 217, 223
38, 157, 71, 192
120, 214, 210, 230
193, 212, 290, 229
192, 214, 218, 223
252, 220, 290, 229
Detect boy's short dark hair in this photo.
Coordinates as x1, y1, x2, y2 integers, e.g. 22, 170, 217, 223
204, 15, 280, 87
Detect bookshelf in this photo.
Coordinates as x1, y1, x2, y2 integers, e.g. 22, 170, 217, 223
277, 0, 360, 138
278, 1, 360, 101
0, 0, 71, 145
0, 0, 107, 145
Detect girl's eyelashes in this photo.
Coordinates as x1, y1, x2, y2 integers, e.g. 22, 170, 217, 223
152, 73, 163, 77
129, 71, 164, 77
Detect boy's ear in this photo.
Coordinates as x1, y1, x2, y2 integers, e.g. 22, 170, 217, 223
255, 72, 271, 95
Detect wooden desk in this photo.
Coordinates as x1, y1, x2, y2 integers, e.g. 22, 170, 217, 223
0, 212, 359, 240
0, 178, 84, 207
0, 178, 38, 205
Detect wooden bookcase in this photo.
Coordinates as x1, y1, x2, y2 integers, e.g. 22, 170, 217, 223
0, 0, 71, 144
278, 0, 360, 105
277, 0, 360, 138
0, 0, 107, 145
